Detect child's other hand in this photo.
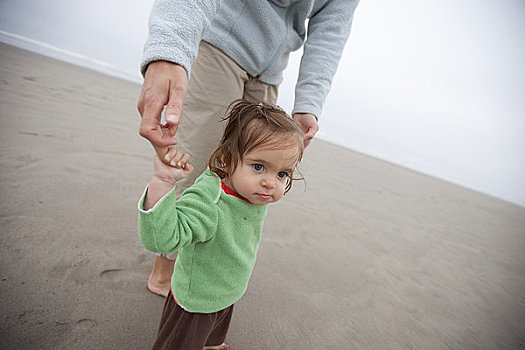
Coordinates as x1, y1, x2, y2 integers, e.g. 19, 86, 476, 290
153, 148, 194, 184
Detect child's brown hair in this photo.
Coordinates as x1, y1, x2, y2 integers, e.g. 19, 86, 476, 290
209, 99, 304, 193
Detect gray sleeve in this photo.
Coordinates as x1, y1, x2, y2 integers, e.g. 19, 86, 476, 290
140, 0, 222, 78
292, 0, 360, 118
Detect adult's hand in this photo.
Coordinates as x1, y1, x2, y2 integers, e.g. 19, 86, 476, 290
137, 61, 188, 160
293, 113, 319, 147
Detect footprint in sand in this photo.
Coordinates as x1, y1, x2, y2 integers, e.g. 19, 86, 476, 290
99, 268, 150, 294
74, 318, 98, 336
55, 318, 98, 339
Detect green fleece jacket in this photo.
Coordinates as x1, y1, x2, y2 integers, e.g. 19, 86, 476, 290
138, 168, 268, 313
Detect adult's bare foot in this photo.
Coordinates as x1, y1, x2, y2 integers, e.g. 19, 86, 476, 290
147, 255, 174, 297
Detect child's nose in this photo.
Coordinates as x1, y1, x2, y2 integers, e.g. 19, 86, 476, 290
262, 176, 276, 189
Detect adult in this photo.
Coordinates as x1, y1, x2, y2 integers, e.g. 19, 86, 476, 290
137, 0, 360, 297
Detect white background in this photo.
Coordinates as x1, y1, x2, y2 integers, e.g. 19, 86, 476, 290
1, 0, 524, 207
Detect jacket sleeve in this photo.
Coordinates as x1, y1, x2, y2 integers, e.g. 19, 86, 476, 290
292, 0, 360, 118
137, 181, 219, 254
140, 0, 222, 78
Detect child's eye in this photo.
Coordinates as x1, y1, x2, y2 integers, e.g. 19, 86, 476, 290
252, 164, 264, 172
277, 171, 289, 179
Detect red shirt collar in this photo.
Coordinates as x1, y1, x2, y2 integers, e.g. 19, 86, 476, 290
221, 181, 253, 204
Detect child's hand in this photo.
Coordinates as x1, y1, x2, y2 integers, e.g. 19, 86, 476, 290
153, 148, 194, 184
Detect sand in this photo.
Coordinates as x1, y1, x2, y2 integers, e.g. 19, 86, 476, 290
1, 42, 524, 349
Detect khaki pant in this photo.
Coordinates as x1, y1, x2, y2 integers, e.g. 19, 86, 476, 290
164, 41, 278, 259
176, 40, 278, 196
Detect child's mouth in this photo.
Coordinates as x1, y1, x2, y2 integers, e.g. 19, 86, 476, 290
256, 193, 272, 200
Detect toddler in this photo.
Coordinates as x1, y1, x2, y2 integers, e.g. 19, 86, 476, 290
138, 99, 304, 349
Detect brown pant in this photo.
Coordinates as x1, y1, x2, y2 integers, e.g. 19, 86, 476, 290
153, 293, 234, 350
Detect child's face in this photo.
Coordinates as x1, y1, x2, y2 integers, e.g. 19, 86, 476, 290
225, 144, 300, 205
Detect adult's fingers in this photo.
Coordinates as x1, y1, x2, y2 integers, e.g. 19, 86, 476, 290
302, 128, 315, 147
163, 64, 188, 138
137, 61, 188, 147
139, 110, 178, 148
138, 77, 173, 147
293, 113, 319, 148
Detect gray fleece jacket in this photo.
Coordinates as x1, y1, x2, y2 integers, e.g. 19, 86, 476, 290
141, 0, 359, 118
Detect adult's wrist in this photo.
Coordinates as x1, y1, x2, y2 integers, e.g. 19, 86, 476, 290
293, 112, 318, 122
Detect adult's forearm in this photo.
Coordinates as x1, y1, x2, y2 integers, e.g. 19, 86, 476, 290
293, 0, 360, 117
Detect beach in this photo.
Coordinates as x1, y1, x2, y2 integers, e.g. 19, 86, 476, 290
1, 42, 524, 349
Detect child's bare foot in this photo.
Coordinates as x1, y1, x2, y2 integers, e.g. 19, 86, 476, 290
203, 343, 231, 350
147, 255, 174, 297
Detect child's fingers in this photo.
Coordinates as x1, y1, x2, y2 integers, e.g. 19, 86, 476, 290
178, 153, 191, 168
164, 149, 191, 169
169, 155, 184, 167
183, 163, 194, 174
165, 149, 184, 167
163, 147, 178, 163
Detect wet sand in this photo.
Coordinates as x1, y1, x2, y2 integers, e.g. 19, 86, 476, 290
1, 42, 524, 349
